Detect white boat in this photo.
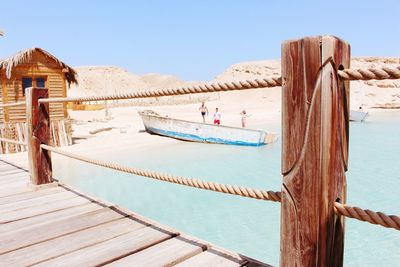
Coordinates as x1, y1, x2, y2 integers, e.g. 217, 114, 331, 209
350, 110, 368, 122
138, 110, 277, 146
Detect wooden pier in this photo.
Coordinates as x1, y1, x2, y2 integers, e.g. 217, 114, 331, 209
0, 159, 268, 266
1, 34, 398, 266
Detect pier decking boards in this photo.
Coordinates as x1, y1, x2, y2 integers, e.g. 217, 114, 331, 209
0, 159, 269, 266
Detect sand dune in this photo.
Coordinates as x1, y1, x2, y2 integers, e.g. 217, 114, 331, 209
68, 66, 185, 97
69, 66, 218, 106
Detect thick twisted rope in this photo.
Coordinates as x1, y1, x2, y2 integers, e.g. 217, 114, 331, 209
0, 101, 26, 108
334, 202, 400, 231
40, 144, 282, 202
40, 145, 400, 231
38, 76, 283, 103
34, 66, 400, 104
338, 66, 400, 81
0, 138, 27, 146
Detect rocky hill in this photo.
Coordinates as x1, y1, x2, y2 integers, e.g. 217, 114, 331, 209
69, 57, 400, 108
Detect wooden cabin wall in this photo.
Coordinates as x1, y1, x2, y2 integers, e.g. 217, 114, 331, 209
0, 51, 68, 123
0, 77, 5, 122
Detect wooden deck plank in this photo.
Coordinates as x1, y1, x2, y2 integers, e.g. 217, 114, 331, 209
35, 225, 175, 267
175, 248, 247, 267
0, 187, 63, 205
0, 217, 148, 266
0, 183, 31, 198
0, 165, 24, 172
0, 172, 27, 180
106, 236, 207, 267
0, 177, 28, 187
0, 164, 27, 173
0, 180, 28, 192
0, 179, 27, 189
0, 207, 123, 254
0, 195, 91, 224
0, 161, 270, 267
0, 170, 28, 178
0, 190, 79, 213
0, 202, 104, 235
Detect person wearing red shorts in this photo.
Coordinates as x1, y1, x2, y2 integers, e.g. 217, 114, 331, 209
213, 108, 221, 125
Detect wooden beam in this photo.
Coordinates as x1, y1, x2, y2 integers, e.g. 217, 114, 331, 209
26, 87, 53, 185
1, 77, 9, 122
280, 35, 350, 267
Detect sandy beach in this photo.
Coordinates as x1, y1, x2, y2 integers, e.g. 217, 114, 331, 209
62, 57, 399, 157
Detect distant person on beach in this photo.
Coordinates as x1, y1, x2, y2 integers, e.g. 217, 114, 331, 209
240, 110, 250, 128
199, 102, 209, 123
213, 108, 221, 125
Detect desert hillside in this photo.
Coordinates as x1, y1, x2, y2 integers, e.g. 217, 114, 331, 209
216, 57, 400, 88
69, 57, 400, 108
215, 57, 400, 109
69, 66, 217, 105
68, 66, 185, 97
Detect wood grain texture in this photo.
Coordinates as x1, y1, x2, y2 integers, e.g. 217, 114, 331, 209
280, 35, 349, 267
0, 196, 91, 224
0, 203, 103, 235
175, 248, 245, 267
0, 190, 78, 213
35, 226, 174, 267
0, 207, 122, 254
0, 217, 147, 266
0, 186, 62, 205
0, 182, 31, 198
106, 236, 206, 267
26, 87, 52, 185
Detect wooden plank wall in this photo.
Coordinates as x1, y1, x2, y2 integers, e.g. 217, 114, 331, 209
0, 79, 4, 122
0, 51, 67, 123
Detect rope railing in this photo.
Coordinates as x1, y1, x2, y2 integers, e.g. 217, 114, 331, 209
33, 66, 400, 104
338, 66, 400, 81
38, 76, 283, 103
0, 101, 26, 108
40, 144, 282, 202
39, 145, 400, 231
334, 202, 400, 231
0, 138, 27, 146
40, 144, 400, 231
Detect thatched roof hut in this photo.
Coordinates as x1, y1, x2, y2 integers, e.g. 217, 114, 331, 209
0, 47, 75, 152
0, 47, 77, 122
0, 47, 77, 85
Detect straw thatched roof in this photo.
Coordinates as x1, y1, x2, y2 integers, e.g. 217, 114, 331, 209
0, 47, 78, 85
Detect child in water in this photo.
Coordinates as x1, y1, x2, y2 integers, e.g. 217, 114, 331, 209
240, 110, 250, 128
213, 108, 221, 125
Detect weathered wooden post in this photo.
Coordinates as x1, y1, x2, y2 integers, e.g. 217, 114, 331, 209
280, 36, 350, 266
26, 87, 53, 185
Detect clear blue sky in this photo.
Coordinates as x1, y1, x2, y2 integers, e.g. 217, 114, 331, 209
0, 0, 399, 80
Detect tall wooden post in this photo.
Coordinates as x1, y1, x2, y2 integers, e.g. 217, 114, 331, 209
280, 36, 350, 266
26, 87, 52, 185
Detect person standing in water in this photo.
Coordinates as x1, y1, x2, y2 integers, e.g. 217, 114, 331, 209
240, 110, 250, 128
213, 108, 221, 125
199, 102, 209, 123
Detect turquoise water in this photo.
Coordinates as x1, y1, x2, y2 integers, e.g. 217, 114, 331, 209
54, 111, 400, 266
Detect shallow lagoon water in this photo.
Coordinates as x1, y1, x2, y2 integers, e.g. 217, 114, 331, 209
55, 111, 400, 266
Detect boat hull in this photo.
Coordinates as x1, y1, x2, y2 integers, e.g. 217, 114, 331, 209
350, 110, 368, 122
139, 111, 276, 146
